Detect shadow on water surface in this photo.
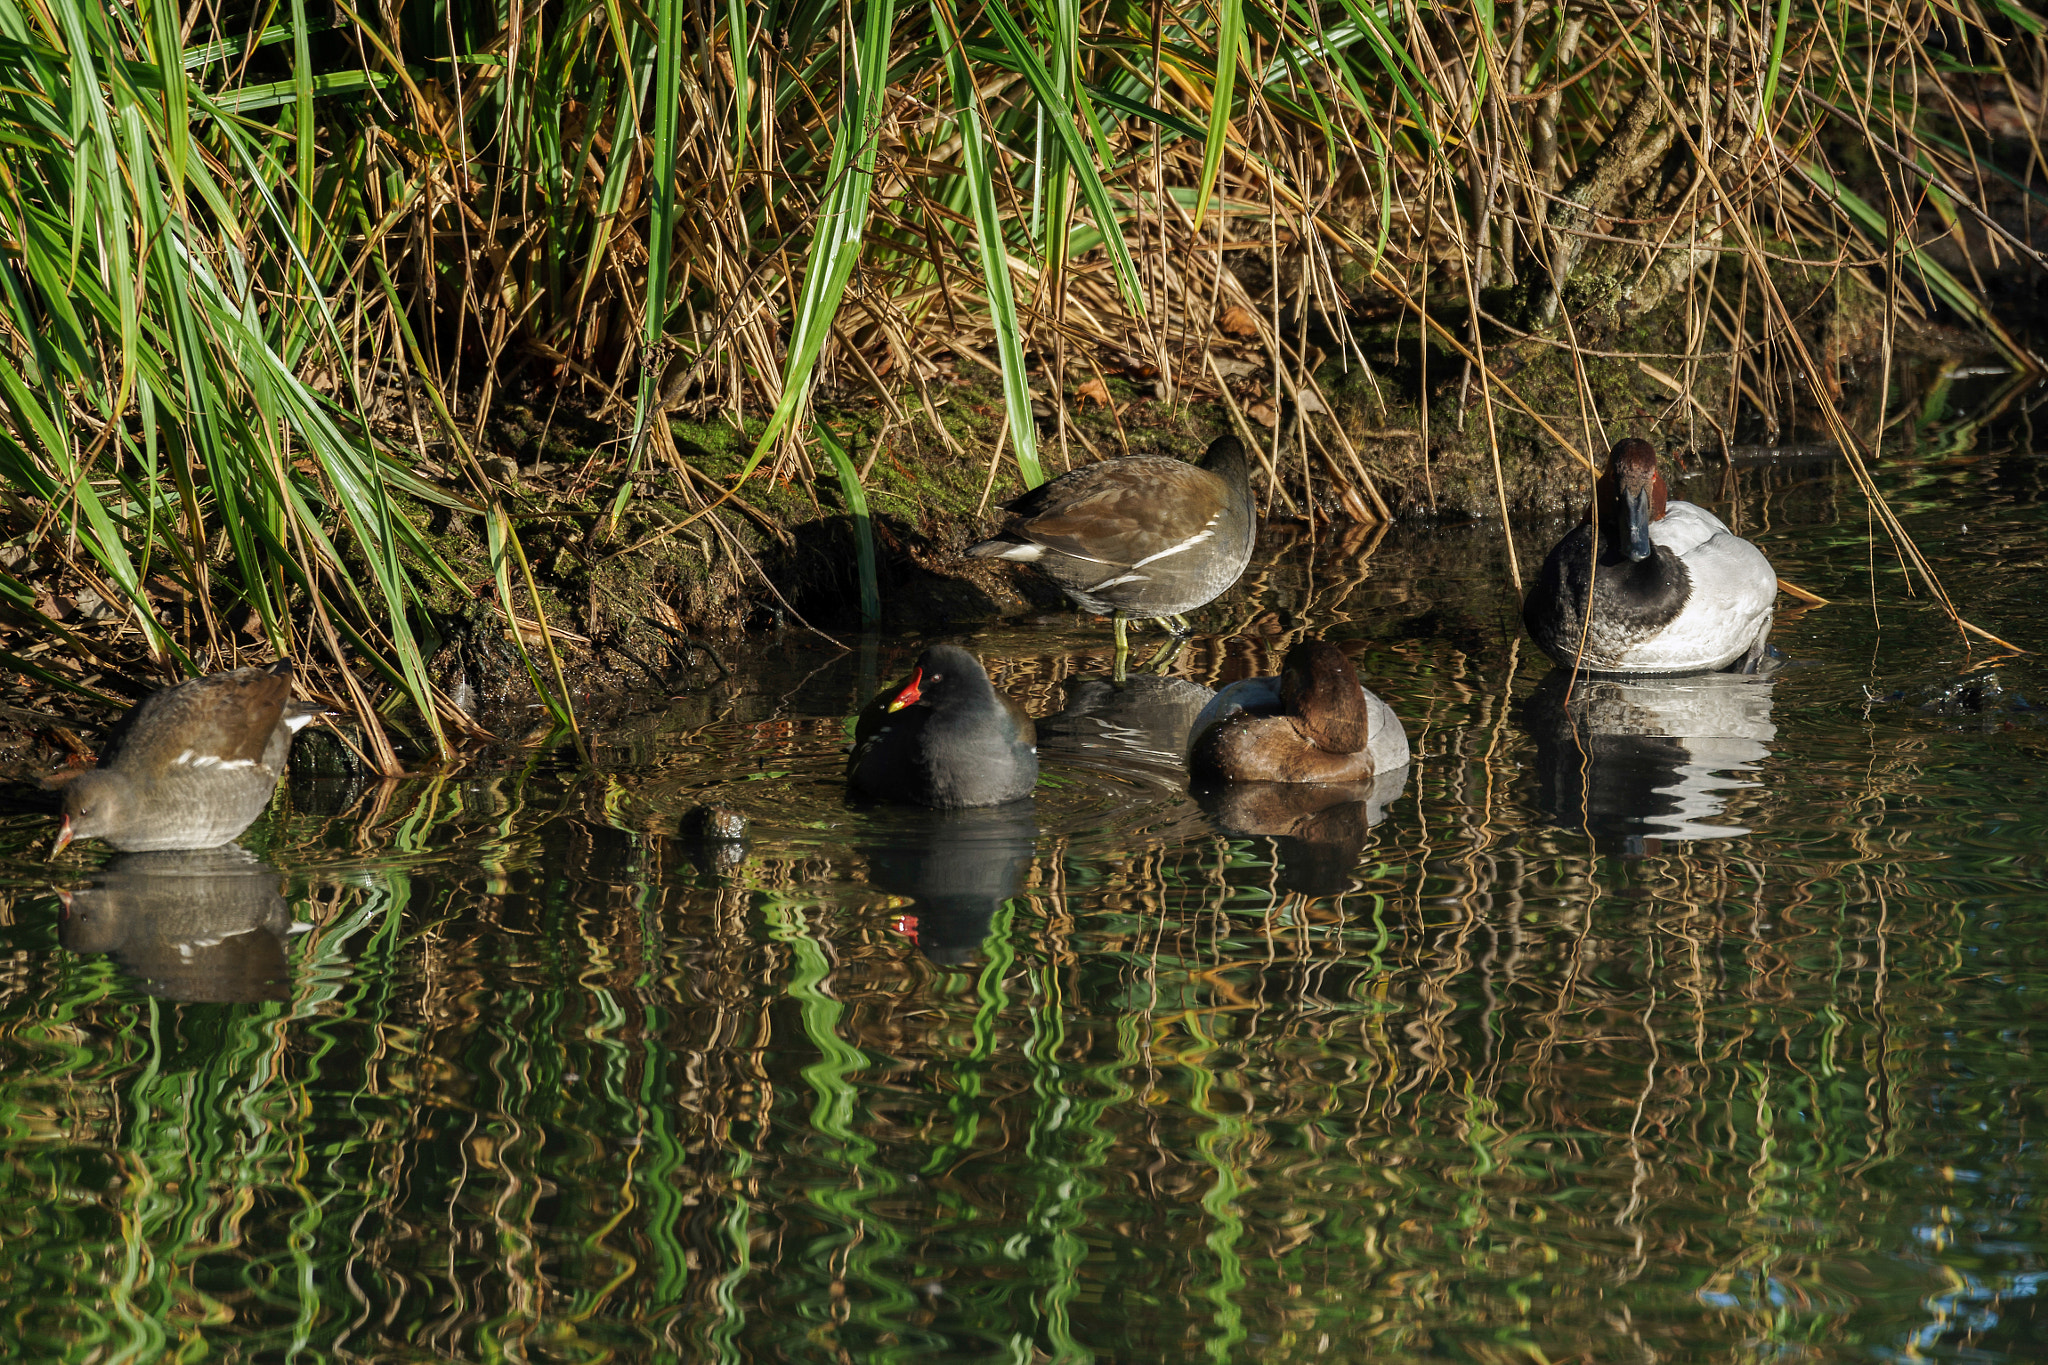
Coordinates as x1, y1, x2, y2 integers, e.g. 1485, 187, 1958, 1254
4, 414, 2048, 1361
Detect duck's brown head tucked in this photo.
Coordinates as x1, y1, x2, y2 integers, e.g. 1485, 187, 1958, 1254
1279, 641, 1371, 754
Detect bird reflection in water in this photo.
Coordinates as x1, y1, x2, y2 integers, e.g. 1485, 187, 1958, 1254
1521, 668, 1776, 850
59, 844, 298, 1002
1194, 764, 1409, 898
1037, 673, 1217, 766
861, 802, 1037, 966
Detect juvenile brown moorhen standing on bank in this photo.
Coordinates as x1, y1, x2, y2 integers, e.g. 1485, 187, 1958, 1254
1188, 639, 1410, 783
967, 435, 1256, 677
1522, 439, 1778, 675
48, 661, 322, 853
848, 644, 1038, 808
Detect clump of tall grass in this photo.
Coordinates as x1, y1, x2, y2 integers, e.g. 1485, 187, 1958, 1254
0, 0, 2037, 750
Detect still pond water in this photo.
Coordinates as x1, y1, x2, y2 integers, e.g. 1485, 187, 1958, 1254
4, 397, 2048, 1363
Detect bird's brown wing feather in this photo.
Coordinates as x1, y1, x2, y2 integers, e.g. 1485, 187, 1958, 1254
116, 663, 293, 769
1010, 461, 1224, 568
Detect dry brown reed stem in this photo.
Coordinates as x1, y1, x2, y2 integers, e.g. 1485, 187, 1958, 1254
1613, 39, 2026, 656
1776, 578, 1831, 607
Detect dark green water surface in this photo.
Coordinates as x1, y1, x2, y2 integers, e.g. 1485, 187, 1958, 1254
4, 414, 2048, 1362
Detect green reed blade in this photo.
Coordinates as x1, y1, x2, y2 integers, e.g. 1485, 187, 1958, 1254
488, 503, 585, 745
813, 424, 880, 626
1800, 160, 2036, 368
613, 0, 686, 532
932, 0, 1044, 488
740, 0, 897, 477
1192, 0, 1243, 233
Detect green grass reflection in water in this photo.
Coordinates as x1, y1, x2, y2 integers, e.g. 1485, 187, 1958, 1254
3, 438, 2048, 1361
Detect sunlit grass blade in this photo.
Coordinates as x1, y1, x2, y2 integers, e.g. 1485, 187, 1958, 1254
1192, 0, 1243, 232
741, 0, 897, 474
814, 424, 880, 625
932, 0, 1043, 488
979, 0, 1147, 316
487, 504, 585, 745
612, 0, 686, 532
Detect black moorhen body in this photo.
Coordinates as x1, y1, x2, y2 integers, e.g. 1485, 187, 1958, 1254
1188, 640, 1410, 783
49, 661, 321, 853
967, 435, 1256, 672
848, 645, 1038, 808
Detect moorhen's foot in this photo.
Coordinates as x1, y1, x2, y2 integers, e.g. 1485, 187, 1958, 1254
1141, 637, 1186, 675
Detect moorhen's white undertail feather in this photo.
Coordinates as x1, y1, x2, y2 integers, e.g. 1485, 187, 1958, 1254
48, 661, 320, 853
967, 435, 1256, 663
848, 644, 1038, 809
1523, 439, 1778, 675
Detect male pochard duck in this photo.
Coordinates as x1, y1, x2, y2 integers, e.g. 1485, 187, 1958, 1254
1523, 440, 1778, 675
1188, 640, 1410, 784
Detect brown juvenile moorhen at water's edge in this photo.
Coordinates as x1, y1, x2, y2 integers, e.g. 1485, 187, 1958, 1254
48, 661, 322, 853
966, 435, 1256, 670
1188, 640, 1409, 783
848, 644, 1038, 808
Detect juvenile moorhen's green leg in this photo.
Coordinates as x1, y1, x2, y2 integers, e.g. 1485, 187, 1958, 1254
1141, 635, 1185, 674
1111, 613, 1132, 684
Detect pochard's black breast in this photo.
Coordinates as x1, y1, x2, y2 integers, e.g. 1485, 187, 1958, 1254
1524, 523, 1694, 669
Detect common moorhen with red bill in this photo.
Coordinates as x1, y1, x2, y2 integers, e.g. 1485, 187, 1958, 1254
967, 435, 1256, 674
848, 644, 1038, 808
1523, 439, 1778, 675
48, 661, 322, 853
1188, 639, 1410, 783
